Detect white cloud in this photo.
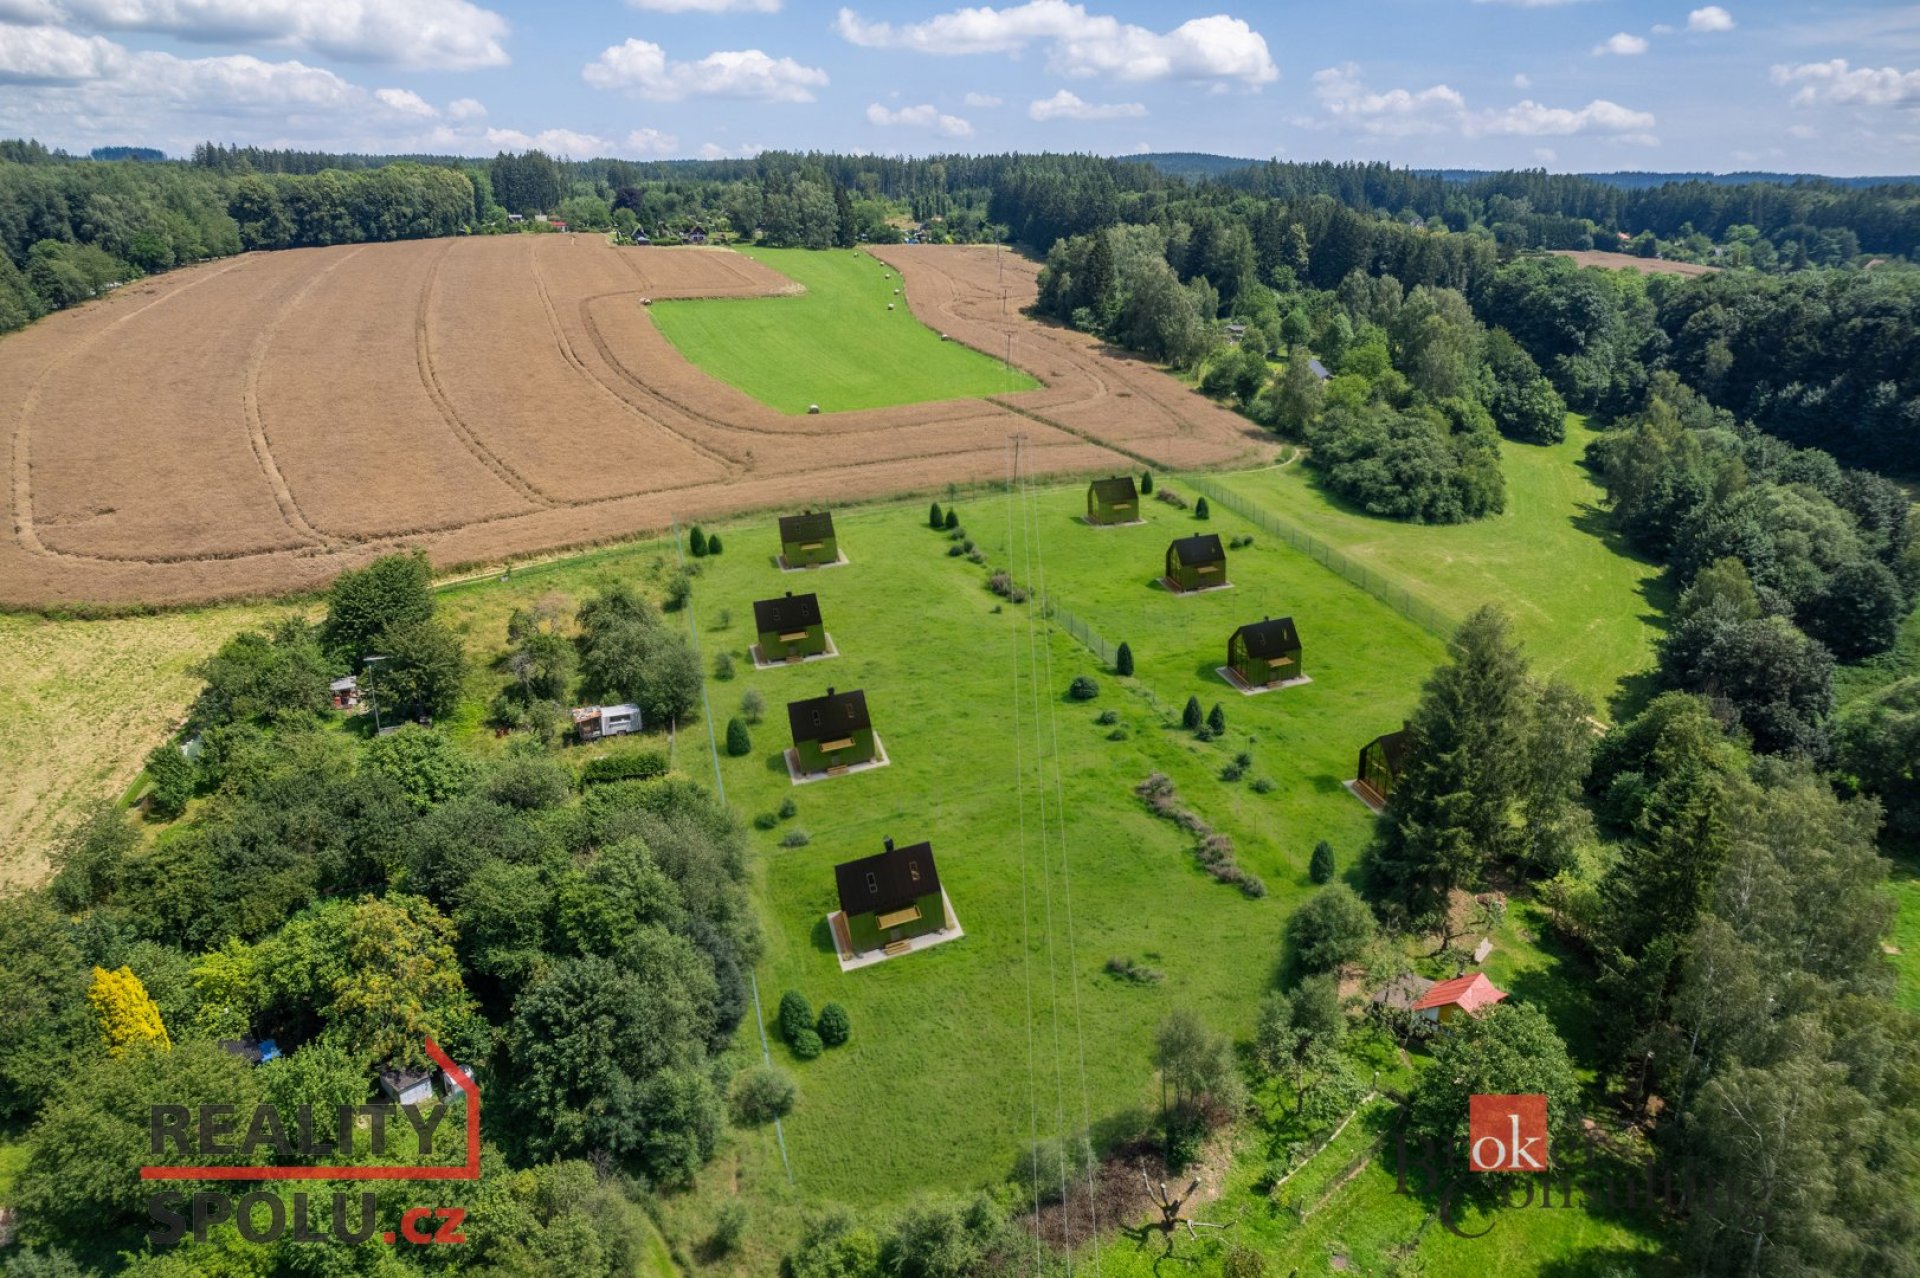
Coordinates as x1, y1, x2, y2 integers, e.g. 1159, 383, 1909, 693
835, 3, 1276, 85
865, 101, 973, 136
0, 23, 121, 84
1651, 23, 1674, 34
1512, 72, 1532, 89
1028, 87, 1147, 120
1772, 59, 1920, 106
446, 96, 486, 120
697, 140, 762, 159
0, 0, 60, 21
963, 90, 1003, 106
1687, 5, 1735, 33
375, 87, 436, 117
1786, 123, 1817, 138
583, 39, 827, 101
55, 0, 510, 71
484, 126, 607, 155
1313, 63, 1656, 140
627, 0, 778, 9
625, 126, 677, 154
1534, 147, 1556, 163
1593, 32, 1648, 56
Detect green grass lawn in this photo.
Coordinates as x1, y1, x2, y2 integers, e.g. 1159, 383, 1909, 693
648, 247, 1038, 413
1213, 420, 1667, 717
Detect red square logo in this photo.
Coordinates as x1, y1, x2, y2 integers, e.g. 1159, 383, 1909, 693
1468, 1094, 1549, 1172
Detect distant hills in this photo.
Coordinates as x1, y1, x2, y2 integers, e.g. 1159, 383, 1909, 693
1130, 152, 1920, 189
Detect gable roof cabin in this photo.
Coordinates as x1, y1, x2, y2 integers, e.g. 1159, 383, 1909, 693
1357, 722, 1414, 806
778, 510, 840, 567
1087, 475, 1140, 525
833, 837, 947, 956
1228, 615, 1302, 686
754, 591, 828, 661
787, 686, 877, 773
1411, 972, 1508, 1023
1165, 533, 1228, 592
1308, 357, 1331, 381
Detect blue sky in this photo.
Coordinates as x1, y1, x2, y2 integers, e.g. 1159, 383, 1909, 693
0, 0, 1915, 174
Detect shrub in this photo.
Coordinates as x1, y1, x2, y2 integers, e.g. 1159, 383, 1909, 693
1194, 496, 1211, 520
1208, 703, 1227, 734
712, 650, 735, 681
688, 526, 708, 557
706, 533, 723, 555
778, 990, 814, 1042
1095, 709, 1119, 725
816, 1002, 851, 1046
1287, 883, 1377, 972
947, 527, 966, 541
947, 544, 965, 557
989, 570, 1013, 597
1115, 641, 1134, 676
1069, 675, 1100, 701
1309, 840, 1336, 884
944, 508, 960, 531
726, 717, 752, 757
1107, 727, 1129, 741
790, 1027, 824, 1060
1182, 696, 1203, 731
778, 795, 798, 820
967, 549, 986, 565
662, 566, 693, 612
714, 607, 732, 629
1250, 776, 1276, 794
753, 811, 780, 830
142, 742, 195, 821
579, 748, 668, 786
739, 688, 765, 723
711, 1200, 749, 1254
731, 1064, 797, 1124
780, 828, 811, 848
929, 501, 944, 529
1140, 470, 1154, 494
1220, 758, 1248, 783
1104, 956, 1165, 984
1194, 725, 1217, 742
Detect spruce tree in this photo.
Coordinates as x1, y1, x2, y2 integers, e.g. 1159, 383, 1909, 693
929, 501, 944, 529
689, 526, 708, 557
1141, 471, 1154, 495
1194, 496, 1210, 520
726, 717, 751, 757
1182, 695, 1203, 731
706, 533, 723, 555
944, 508, 959, 531
1115, 641, 1134, 677
1207, 703, 1226, 734
1309, 840, 1336, 885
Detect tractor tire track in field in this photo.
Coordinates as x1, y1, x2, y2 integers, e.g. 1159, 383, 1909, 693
242, 246, 368, 550
415, 240, 561, 510
10, 260, 250, 563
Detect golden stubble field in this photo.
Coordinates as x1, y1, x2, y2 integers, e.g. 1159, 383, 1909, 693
0, 236, 1271, 610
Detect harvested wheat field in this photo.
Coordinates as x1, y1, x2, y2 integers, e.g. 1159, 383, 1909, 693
0, 236, 1271, 609
1550, 249, 1720, 276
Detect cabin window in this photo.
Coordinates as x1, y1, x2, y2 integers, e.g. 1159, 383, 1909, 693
908, 861, 920, 881
865, 872, 877, 894
811, 710, 821, 726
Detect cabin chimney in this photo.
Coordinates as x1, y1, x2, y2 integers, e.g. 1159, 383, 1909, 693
884, 836, 895, 853
826, 686, 836, 697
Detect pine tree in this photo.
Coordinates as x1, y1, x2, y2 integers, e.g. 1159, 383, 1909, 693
88, 965, 170, 1056
944, 508, 959, 531
929, 501, 944, 529
1309, 840, 1336, 884
1115, 641, 1134, 676
1194, 497, 1211, 520
706, 533, 723, 555
689, 526, 708, 557
1141, 471, 1154, 495
1207, 703, 1226, 734
726, 717, 751, 757
1182, 696, 1203, 731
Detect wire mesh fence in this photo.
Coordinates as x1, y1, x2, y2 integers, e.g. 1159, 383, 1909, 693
1044, 597, 1117, 668
1182, 475, 1461, 641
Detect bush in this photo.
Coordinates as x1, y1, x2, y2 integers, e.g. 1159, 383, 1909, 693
711, 1199, 749, 1253
1095, 709, 1119, 725
780, 828, 811, 848
1104, 956, 1165, 984
731, 1064, 797, 1124
816, 1002, 851, 1046
1194, 496, 1211, 520
1069, 675, 1100, 701
1115, 641, 1134, 676
1287, 883, 1377, 972
753, 811, 780, 830
740, 688, 765, 723
706, 533, 723, 556
662, 566, 693, 612
947, 544, 965, 557
778, 795, 798, 820
726, 717, 752, 757
1309, 840, 1336, 884
790, 1027, 824, 1060
944, 508, 959, 531
712, 650, 735, 681
689, 526, 708, 557
142, 743, 195, 821
929, 501, 944, 529
967, 549, 986, 564
579, 748, 668, 786
1208, 703, 1226, 734
1107, 727, 1129, 741
1182, 696, 1203, 731
1250, 776, 1276, 794
714, 607, 732, 629
1140, 470, 1154, 494
778, 990, 814, 1042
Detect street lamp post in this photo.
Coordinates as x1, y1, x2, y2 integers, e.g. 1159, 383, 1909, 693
363, 654, 390, 735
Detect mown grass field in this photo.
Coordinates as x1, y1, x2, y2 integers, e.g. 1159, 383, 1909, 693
1214, 421, 1666, 716
648, 246, 1038, 413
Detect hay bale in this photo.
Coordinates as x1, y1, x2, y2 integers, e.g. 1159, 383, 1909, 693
808, 404, 821, 414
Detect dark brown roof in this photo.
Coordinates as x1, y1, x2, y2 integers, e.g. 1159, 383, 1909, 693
1169, 533, 1225, 566
787, 686, 870, 743
835, 841, 941, 917
1090, 476, 1138, 503
1235, 616, 1299, 657
754, 591, 822, 634
779, 510, 835, 543
1368, 724, 1415, 773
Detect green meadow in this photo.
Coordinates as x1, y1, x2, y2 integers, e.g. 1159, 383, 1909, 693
647, 246, 1038, 413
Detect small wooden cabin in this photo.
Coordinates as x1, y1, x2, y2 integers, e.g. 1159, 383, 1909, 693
835, 837, 945, 956
329, 675, 360, 710
1086, 476, 1139, 525
755, 591, 826, 661
1165, 533, 1228, 592
779, 510, 839, 567
1228, 616, 1302, 686
1411, 972, 1508, 1025
1356, 721, 1414, 805
787, 686, 875, 773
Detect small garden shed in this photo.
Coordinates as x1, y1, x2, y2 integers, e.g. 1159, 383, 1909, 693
1411, 972, 1508, 1025
754, 591, 826, 662
834, 836, 946, 957
1356, 721, 1414, 806
572, 703, 640, 742
779, 510, 839, 567
1228, 616, 1302, 687
787, 686, 875, 773
1086, 476, 1139, 525
1165, 533, 1228, 592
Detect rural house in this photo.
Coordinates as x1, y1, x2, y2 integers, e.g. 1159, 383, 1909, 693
1087, 476, 1140, 525
787, 686, 876, 774
1309, 357, 1331, 382
779, 510, 840, 568
329, 675, 359, 710
1227, 616, 1302, 687
1356, 722, 1414, 806
1410, 973, 1508, 1025
754, 591, 828, 662
572, 703, 640, 742
833, 836, 948, 958
1165, 533, 1228, 592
